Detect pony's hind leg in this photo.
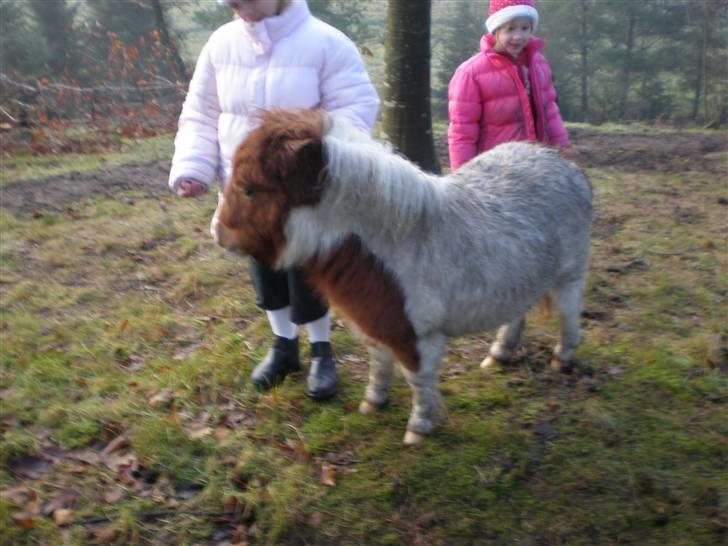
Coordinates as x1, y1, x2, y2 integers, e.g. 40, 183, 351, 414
550, 277, 585, 370
359, 343, 396, 415
401, 334, 447, 445
481, 317, 526, 369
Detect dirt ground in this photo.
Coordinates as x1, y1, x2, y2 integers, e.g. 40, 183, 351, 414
2, 127, 726, 214
0, 160, 172, 213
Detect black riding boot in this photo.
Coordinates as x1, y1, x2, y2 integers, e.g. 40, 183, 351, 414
251, 336, 301, 390
305, 342, 338, 400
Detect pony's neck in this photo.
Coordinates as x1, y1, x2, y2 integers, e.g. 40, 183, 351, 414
322, 128, 446, 237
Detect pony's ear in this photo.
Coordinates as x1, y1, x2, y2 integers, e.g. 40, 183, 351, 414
266, 137, 326, 206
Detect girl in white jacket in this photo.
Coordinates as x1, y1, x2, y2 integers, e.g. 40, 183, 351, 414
169, 0, 380, 399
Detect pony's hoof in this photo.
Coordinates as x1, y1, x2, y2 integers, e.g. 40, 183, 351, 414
550, 357, 565, 371
403, 430, 427, 445
480, 355, 502, 369
358, 399, 382, 415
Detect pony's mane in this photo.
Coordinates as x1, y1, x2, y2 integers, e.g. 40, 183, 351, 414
321, 119, 447, 238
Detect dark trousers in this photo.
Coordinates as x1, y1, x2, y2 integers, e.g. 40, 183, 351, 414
248, 258, 328, 325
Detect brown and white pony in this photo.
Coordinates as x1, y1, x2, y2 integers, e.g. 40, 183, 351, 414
213, 109, 592, 444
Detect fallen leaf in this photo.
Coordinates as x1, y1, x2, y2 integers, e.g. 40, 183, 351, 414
416, 511, 438, 527
39, 443, 67, 463
41, 489, 78, 516
12, 511, 36, 528
222, 495, 238, 512
67, 448, 101, 466
2, 414, 20, 430
323, 450, 358, 466
121, 354, 145, 372
221, 410, 256, 429
0, 485, 35, 504
320, 463, 337, 487
116, 468, 139, 487
92, 526, 119, 541
309, 511, 325, 527
173, 341, 203, 361
53, 508, 74, 526
213, 427, 231, 441
102, 435, 128, 456
103, 485, 125, 504
221, 455, 238, 466
8, 454, 53, 479
0, 387, 17, 400
149, 389, 173, 407
188, 426, 213, 440
102, 452, 137, 473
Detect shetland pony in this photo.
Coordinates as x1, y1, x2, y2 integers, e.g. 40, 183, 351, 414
212, 109, 592, 444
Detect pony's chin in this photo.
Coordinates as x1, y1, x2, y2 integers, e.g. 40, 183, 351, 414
224, 246, 245, 257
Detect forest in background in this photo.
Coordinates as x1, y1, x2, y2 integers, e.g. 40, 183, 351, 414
1, 0, 727, 158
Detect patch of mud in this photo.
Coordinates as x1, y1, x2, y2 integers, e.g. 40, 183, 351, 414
567, 128, 728, 174
0, 159, 171, 213
437, 127, 728, 174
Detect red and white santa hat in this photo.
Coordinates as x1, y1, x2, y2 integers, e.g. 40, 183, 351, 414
485, 0, 539, 34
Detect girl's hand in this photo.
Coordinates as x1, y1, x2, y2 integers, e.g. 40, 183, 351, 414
176, 179, 207, 197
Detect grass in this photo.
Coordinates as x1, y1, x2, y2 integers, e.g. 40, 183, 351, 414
0, 126, 726, 544
564, 120, 723, 135
0, 134, 173, 185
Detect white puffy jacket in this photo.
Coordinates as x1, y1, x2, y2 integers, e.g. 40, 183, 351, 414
168, 0, 380, 191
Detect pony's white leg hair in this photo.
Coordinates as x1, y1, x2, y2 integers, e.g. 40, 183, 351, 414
550, 277, 585, 370
481, 317, 526, 369
359, 343, 396, 415
401, 334, 447, 445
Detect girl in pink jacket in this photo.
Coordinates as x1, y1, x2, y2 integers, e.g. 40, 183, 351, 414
448, 0, 570, 171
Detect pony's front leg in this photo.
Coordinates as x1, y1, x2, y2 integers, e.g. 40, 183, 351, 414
400, 334, 447, 445
359, 343, 395, 415
481, 317, 526, 368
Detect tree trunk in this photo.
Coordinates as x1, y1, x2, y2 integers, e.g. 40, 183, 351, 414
382, 0, 440, 173
691, 43, 703, 120
701, 0, 710, 123
149, 0, 188, 80
685, 2, 702, 120
29, 0, 74, 75
617, 8, 636, 120
579, 0, 589, 122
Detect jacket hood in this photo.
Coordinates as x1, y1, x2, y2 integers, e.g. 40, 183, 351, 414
239, 0, 311, 54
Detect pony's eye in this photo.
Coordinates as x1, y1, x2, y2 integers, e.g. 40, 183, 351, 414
243, 187, 255, 197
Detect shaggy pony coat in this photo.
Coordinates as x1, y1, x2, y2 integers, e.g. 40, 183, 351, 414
213, 109, 592, 444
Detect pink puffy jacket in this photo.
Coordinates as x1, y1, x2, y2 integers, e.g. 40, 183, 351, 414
448, 34, 570, 171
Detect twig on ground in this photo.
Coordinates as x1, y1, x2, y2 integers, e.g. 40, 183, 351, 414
67, 510, 237, 527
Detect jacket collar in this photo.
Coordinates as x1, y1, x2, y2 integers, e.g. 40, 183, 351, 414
239, 0, 311, 53
480, 34, 544, 60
